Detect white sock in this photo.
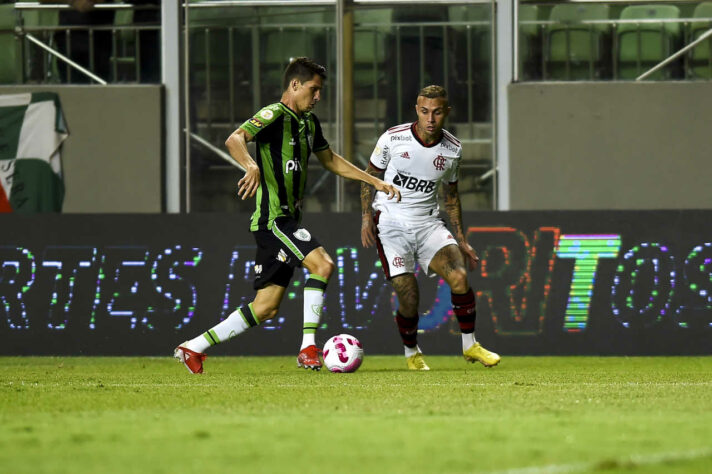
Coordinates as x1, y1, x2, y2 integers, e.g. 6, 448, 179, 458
302, 275, 327, 350
404, 345, 420, 358
462, 332, 477, 351
184, 304, 258, 353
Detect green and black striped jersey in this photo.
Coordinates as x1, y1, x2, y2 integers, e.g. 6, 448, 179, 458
239, 102, 329, 231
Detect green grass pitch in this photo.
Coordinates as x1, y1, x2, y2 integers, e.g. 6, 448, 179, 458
1, 355, 711, 473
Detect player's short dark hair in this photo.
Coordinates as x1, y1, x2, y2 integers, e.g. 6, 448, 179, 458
282, 57, 327, 91
418, 85, 448, 103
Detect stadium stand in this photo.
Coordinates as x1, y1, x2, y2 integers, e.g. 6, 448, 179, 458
616, 4, 682, 80
261, 7, 331, 93
0, 3, 19, 84
688, 1, 712, 79
353, 10, 390, 92
111, 8, 137, 81
448, 4, 492, 122
544, 3, 610, 80
352, 8, 392, 121
21, 8, 61, 83
518, 4, 540, 80
188, 3, 255, 129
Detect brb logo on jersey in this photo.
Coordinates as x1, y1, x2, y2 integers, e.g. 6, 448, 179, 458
393, 173, 436, 193
433, 155, 447, 171
285, 160, 302, 173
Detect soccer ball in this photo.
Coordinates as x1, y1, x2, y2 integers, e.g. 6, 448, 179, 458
322, 334, 364, 373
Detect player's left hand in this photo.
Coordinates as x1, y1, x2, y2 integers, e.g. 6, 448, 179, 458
237, 164, 260, 200
375, 181, 401, 202
459, 242, 479, 271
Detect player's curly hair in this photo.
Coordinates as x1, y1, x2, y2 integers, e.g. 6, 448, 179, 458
282, 57, 327, 91
418, 85, 448, 102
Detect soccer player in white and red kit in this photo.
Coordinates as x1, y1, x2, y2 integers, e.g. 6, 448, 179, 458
361, 85, 501, 370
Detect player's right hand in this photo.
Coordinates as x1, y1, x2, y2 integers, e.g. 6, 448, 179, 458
375, 181, 401, 202
361, 214, 376, 248
237, 164, 260, 200
460, 242, 480, 271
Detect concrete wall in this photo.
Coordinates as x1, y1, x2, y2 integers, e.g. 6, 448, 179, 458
0, 85, 163, 212
508, 82, 712, 210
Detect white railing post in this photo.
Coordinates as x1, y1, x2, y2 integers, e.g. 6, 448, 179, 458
163, 0, 182, 213
496, 0, 513, 210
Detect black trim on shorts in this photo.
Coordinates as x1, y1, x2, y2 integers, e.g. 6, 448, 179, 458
373, 211, 392, 279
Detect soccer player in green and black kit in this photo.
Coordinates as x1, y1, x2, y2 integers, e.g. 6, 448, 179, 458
174, 58, 400, 373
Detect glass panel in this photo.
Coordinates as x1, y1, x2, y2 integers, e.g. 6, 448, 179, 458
518, 0, 711, 82
351, 2, 495, 211
186, 3, 338, 212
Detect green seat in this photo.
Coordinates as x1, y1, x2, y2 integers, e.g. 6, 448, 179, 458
616, 5, 681, 80
0, 4, 19, 84
189, 3, 250, 81
449, 4, 492, 60
353, 8, 392, 92
112, 9, 136, 81
261, 7, 332, 89
448, 4, 492, 120
20, 8, 60, 83
688, 2, 712, 79
545, 4, 610, 80
188, 3, 254, 122
518, 4, 539, 77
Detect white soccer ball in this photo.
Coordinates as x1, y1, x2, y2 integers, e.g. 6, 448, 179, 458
322, 334, 364, 373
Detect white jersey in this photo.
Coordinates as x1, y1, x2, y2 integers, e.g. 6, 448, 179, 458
369, 122, 462, 220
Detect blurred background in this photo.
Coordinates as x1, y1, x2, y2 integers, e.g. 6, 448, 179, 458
1, 0, 711, 215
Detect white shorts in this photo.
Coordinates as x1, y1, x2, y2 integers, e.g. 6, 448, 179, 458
374, 212, 458, 278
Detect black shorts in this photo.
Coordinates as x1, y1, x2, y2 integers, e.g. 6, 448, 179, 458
252, 216, 322, 290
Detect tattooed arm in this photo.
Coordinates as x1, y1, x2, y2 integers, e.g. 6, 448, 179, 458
443, 182, 479, 270
361, 164, 384, 248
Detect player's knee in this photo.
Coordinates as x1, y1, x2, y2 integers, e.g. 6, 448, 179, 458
311, 258, 334, 280
399, 302, 418, 317
253, 302, 280, 322
448, 268, 469, 294
398, 294, 418, 315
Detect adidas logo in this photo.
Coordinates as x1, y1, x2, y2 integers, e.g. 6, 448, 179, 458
400, 152, 410, 159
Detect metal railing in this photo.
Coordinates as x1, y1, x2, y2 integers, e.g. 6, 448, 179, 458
4, 1, 498, 212
183, 1, 497, 212
10, 2, 160, 84
638, 26, 712, 80
515, 0, 712, 82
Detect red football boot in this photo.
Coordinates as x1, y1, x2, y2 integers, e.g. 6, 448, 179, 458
297, 345, 322, 371
174, 344, 207, 374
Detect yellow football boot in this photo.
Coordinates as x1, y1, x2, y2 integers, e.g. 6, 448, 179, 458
463, 343, 501, 367
406, 352, 430, 371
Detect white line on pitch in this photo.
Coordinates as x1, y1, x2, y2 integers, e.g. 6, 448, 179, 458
490, 447, 712, 474
5, 381, 712, 390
